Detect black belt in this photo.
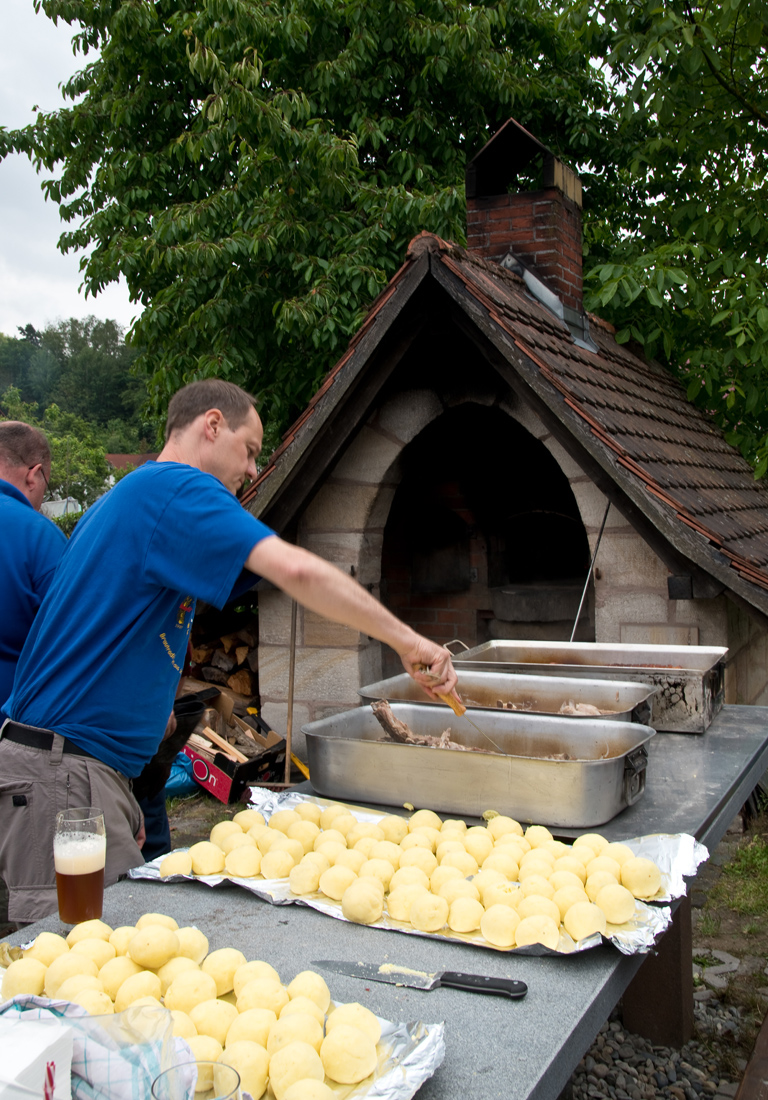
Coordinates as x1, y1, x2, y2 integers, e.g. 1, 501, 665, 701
1, 720, 93, 758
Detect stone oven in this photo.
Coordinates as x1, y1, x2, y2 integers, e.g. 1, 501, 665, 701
240, 120, 768, 753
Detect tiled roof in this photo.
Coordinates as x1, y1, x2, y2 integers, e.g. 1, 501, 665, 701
241, 232, 768, 610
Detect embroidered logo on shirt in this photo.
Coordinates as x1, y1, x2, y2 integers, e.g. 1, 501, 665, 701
177, 595, 193, 627
160, 632, 182, 673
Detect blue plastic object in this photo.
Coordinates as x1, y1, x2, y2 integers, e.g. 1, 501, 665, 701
165, 751, 198, 796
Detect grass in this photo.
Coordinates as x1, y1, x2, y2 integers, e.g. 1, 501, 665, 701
711, 836, 768, 915
165, 794, 199, 815
699, 910, 722, 936
165, 790, 239, 847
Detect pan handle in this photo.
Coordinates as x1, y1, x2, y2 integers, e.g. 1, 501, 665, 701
623, 745, 648, 806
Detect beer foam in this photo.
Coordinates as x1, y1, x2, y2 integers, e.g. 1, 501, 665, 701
54, 832, 106, 875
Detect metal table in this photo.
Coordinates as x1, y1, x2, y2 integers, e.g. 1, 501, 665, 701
5, 705, 768, 1100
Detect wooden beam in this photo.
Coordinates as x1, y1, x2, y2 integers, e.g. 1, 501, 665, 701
261, 309, 433, 532
734, 1006, 768, 1100
622, 895, 694, 1046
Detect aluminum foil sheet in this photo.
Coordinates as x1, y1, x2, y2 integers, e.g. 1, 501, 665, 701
129, 790, 708, 957
348, 1017, 445, 1100
0, 985, 445, 1100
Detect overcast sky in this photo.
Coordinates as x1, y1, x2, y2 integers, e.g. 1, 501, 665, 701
1, 0, 136, 338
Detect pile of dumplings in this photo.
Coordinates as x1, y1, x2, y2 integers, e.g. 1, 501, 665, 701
0, 912, 383, 1099
160, 803, 663, 951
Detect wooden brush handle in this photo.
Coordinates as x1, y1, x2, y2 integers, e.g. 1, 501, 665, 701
415, 663, 466, 716
436, 692, 467, 717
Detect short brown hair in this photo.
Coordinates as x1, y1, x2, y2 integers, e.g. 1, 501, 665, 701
0, 421, 51, 471
165, 379, 258, 442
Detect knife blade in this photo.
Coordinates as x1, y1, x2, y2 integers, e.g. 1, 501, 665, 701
312, 960, 527, 999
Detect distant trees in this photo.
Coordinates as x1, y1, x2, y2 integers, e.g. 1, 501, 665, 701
0, 317, 151, 438
1, 386, 112, 513
0, 316, 161, 526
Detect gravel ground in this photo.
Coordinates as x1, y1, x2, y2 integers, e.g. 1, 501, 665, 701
569, 1002, 748, 1100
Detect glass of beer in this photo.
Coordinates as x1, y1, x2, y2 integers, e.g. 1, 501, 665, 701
54, 806, 106, 924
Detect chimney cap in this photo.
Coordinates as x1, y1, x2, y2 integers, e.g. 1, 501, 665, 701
466, 118, 561, 199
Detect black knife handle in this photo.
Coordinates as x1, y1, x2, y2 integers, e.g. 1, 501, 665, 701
439, 972, 528, 999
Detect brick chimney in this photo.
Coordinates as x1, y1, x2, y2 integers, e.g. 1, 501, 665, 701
466, 120, 583, 315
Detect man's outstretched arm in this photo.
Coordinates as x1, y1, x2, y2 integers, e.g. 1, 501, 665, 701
245, 535, 457, 698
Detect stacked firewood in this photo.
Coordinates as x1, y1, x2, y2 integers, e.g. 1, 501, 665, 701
187, 710, 270, 764
189, 625, 258, 698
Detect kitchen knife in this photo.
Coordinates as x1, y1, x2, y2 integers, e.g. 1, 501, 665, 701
312, 960, 527, 999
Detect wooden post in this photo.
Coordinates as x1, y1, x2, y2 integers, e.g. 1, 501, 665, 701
622, 895, 694, 1047
734, 1006, 768, 1100
284, 599, 297, 785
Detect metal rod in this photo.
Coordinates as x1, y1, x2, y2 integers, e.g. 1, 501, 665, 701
284, 598, 297, 785
570, 500, 610, 643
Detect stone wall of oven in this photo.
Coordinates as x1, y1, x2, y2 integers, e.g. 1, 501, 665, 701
258, 389, 445, 752
258, 391, 768, 749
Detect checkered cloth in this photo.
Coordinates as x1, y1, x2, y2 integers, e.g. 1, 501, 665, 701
0, 996, 195, 1100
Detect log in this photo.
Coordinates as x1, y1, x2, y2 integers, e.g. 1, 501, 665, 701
227, 668, 256, 696
231, 715, 259, 744
188, 732, 214, 751
201, 666, 229, 685
211, 649, 236, 672
187, 733, 215, 760
235, 645, 249, 666
189, 645, 214, 665
203, 708, 223, 736
202, 725, 249, 764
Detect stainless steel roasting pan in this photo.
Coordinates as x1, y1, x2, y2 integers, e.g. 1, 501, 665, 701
454, 641, 726, 733
303, 703, 655, 827
358, 671, 656, 725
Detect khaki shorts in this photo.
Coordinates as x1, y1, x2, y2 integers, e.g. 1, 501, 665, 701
0, 733, 144, 923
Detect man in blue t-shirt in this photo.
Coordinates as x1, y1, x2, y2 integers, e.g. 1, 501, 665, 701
0, 421, 67, 930
0, 421, 67, 714
0, 379, 458, 922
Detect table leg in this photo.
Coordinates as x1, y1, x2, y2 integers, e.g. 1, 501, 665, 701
621, 895, 694, 1047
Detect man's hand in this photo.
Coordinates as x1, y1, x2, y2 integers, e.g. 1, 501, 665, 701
399, 638, 459, 702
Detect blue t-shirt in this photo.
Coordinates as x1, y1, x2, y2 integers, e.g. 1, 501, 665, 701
0, 479, 67, 710
6, 462, 275, 776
